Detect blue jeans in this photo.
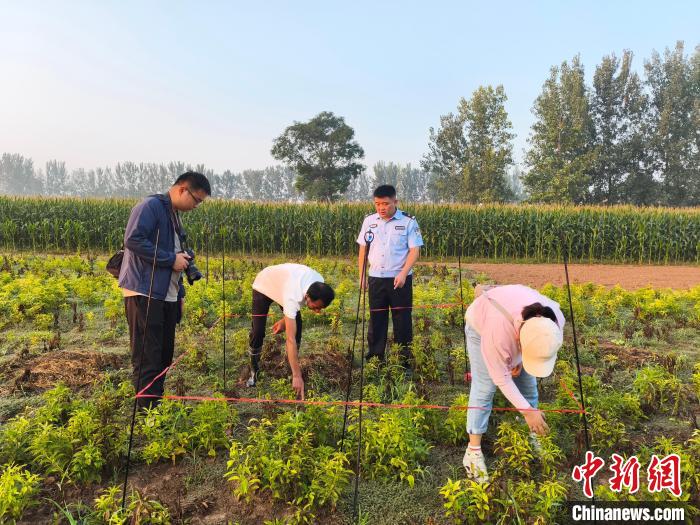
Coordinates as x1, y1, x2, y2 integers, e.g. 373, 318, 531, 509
466, 325, 538, 435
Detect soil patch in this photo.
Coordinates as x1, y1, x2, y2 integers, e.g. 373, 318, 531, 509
301, 349, 351, 390
455, 262, 700, 289
595, 340, 696, 376
235, 340, 350, 391
0, 349, 126, 394
595, 341, 665, 368
126, 460, 341, 525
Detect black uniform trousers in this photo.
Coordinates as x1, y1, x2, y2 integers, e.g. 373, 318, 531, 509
125, 295, 179, 408
249, 289, 302, 350
367, 275, 413, 361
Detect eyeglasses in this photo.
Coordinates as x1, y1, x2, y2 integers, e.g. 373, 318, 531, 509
185, 187, 204, 206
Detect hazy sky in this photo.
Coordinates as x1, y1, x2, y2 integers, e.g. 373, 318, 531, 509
1, 1, 698, 174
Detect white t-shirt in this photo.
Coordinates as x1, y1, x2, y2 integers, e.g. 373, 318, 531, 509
252, 263, 324, 319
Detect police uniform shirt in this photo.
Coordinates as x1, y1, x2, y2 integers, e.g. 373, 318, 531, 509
356, 210, 424, 278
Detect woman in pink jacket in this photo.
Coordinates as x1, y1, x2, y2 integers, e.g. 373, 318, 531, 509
462, 284, 565, 482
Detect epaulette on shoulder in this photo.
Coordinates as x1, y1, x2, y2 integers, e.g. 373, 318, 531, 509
402, 212, 415, 220
364, 212, 375, 218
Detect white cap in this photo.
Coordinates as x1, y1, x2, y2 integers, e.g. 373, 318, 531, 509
520, 317, 562, 378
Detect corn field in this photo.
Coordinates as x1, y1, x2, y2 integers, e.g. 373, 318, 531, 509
1, 196, 699, 263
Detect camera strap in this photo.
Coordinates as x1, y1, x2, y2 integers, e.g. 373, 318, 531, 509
171, 208, 182, 237
164, 193, 186, 248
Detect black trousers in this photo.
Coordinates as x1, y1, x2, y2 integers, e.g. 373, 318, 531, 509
367, 275, 413, 360
125, 295, 179, 408
249, 289, 302, 350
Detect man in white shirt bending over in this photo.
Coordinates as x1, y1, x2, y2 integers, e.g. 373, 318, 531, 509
246, 263, 335, 399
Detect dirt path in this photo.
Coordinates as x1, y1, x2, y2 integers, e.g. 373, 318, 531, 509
449, 263, 700, 289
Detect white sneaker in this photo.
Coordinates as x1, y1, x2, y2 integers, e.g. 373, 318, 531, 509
463, 447, 489, 483
245, 370, 257, 388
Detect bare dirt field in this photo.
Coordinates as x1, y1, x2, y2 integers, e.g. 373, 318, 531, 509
458, 262, 700, 289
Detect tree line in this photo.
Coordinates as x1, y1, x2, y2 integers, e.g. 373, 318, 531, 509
0, 155, 440, 203
1, 41, 697, 205
423, 42, 699, 206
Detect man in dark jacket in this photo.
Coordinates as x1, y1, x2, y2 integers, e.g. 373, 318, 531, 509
118, 171, 211, 407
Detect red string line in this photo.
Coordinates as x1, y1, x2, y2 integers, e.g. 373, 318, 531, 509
218, 302, 467, 320
135, 392, 586, 414
205, 303, 466, 327
136, 349, 189, 397
560, 379, 584, 411
368, 303, 465, 312
136, 341, 585, 418
138, 303, 586, 416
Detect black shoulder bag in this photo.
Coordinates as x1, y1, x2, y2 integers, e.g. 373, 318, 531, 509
106, 247, 124, 278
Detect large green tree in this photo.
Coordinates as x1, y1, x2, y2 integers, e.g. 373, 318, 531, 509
271, 111, 365, 202
523, 56, 595, 204
590, 51, 652, 204
644, 41, 700, 206
422, 85, 514, 203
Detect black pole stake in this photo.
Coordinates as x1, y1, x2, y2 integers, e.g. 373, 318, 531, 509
205, 223, 210, 287
121, 228, 160, 511
340, 233, 372, 450
352, 231, 373, 522
222, 228, 227, 392
457, 240, 469, 377
562, 237, 592, 454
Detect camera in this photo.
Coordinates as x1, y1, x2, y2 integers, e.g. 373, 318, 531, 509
181, 248, 203, 285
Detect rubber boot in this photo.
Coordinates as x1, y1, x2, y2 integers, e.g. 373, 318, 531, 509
400, 344, 413, 379
246, 346, 262, 387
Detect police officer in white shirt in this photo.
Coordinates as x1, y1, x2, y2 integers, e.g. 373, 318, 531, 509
247, 263, 335, 400
357, 185, 424, 367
